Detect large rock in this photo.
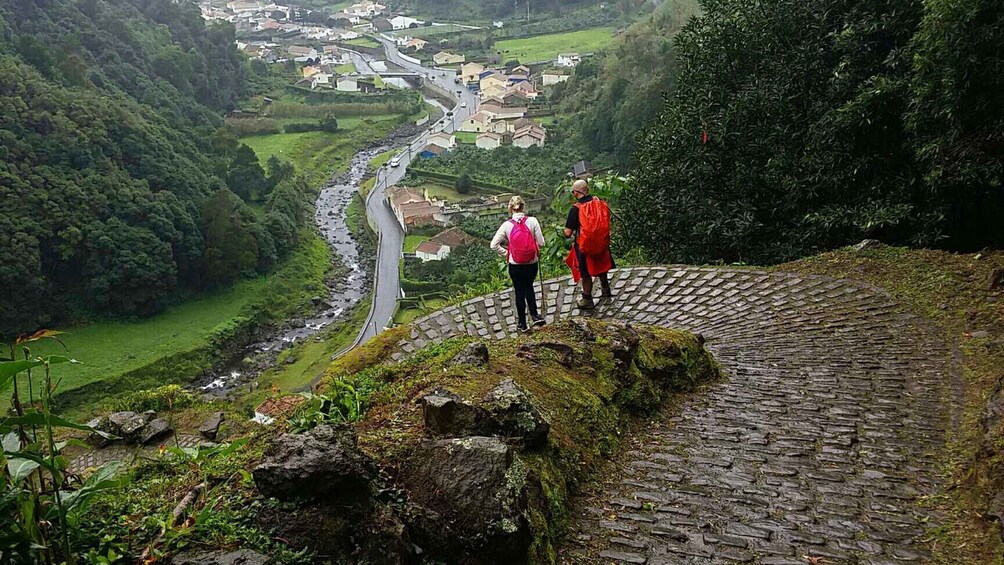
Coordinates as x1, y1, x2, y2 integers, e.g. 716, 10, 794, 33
171, 549, 272, 565
120, 411, 155, 443
421, 387, 489, 437
853, 238, 883, 251
601, 322, 641, 367
483, 379, 550, 448
253, 425, 376, 504
107, 411, 136, 433
139, 418, 172, 445
405, 436, 529, 560
452, 342, 489, 366
85, 416, 115, 448
200, 412, 225, 441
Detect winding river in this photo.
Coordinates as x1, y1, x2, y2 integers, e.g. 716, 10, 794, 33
195, 144, 391, 396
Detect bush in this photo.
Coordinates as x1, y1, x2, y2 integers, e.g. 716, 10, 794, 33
111, 384, 197, 413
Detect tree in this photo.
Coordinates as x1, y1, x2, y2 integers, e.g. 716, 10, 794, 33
266, 155, 296, 194
320, 113, 339, 133
624, 0, 916, 264
455, 173, 473, 194
227, 144, 267, 202
201, 189, 260, 286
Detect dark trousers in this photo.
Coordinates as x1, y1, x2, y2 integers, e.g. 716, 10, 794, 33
508, 262, 539, 328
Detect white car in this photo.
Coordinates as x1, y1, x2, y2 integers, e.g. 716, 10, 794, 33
390, 156, 401, 167
460, 101, 467, 108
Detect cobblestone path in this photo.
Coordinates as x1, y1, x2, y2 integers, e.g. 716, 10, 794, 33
67, 434, 211, 474
395, 267, 950, 564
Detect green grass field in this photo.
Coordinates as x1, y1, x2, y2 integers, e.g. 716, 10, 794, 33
242, 118, 401, 186
19, 232, 331, 417
335, 62, 356, 74
454, 131, 478, 144
344, 37, 380, 49
421, 181, 472, 202
495, 27, 616, 63
404, 235, 430, 253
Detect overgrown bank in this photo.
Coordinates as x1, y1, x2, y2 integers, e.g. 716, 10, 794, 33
37, 320, 716, 563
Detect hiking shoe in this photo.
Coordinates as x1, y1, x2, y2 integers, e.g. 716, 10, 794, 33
531, 315, 546, 327
517, 324, 532, 334
577, 297, 595, 310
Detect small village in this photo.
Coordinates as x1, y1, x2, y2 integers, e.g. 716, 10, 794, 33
198, 0, 582, 146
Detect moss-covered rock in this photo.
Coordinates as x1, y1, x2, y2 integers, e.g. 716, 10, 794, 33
267, 319, 718, 563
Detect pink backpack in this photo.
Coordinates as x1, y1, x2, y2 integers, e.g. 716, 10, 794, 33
507, 217, 538, 264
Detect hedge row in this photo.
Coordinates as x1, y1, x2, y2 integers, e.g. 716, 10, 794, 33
407, 168, 510, 192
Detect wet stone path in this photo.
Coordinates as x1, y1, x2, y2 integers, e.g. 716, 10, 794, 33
394, 267, 950, 564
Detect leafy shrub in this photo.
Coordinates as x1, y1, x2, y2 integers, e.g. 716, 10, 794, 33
111, 384, 197, 413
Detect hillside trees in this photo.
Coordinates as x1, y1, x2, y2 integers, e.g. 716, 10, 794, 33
0, 0, 302, 337
554, 0, 700, 163
621, 0, 1003, 265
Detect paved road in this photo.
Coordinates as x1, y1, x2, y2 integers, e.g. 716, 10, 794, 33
352, 38, 480, 342
389, 267, 949, 564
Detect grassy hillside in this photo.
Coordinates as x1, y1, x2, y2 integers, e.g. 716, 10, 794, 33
495, 27, 616, 63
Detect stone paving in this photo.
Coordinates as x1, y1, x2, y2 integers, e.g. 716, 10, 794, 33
67, 433, 211, 474
394, 266, 950, 564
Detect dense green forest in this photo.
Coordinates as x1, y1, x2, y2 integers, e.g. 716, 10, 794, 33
553, 0, 700, 162
619, 0, 1003, 264
0, 0, 305, 337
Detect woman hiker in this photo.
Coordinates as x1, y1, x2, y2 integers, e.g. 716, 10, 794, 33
491, 195, 546, 333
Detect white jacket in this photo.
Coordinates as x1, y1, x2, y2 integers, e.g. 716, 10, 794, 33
490, 213, 545, 264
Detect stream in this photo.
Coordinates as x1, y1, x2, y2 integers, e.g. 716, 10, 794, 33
193, 144, 392, 396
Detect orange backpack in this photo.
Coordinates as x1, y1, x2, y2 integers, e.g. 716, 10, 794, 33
575, 197, 611, 256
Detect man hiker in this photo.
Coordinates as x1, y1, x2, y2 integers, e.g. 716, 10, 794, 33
564, 179, 614, 309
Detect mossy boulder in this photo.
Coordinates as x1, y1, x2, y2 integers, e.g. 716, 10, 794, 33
275, 319, 718, 563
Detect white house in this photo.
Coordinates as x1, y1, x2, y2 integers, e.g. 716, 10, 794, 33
476, 132, 503, 150
389, 15, 423, 30
416, 241, 450, 261
287, 45, 318, 62
370, 60, 388, 73
310, 72, 333, 89
346, 1, 386, 17
542, 72, 570, 86
337, 76, 359, 92
427, 131, 457, 149
338, 30, 362, 40
332, 12, 362, 24
556, 53, 581, 67
513, 124, 547, 148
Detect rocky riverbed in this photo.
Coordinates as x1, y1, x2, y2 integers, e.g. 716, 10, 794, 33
191, 123, 426, 397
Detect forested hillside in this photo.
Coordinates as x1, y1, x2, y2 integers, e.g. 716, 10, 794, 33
621, 0, 1003, 264
553, 0, 700, 162
0, 0, 299, 337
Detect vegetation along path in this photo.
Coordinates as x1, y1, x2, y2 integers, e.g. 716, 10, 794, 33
393, 266, 949, 564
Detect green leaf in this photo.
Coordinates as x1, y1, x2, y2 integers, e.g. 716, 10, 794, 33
1, 432, 19, 452
7, 457, 40, 483
0, 359, 44, 382
1, 412, 117, 440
